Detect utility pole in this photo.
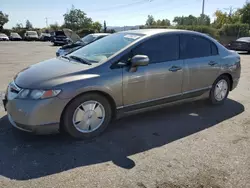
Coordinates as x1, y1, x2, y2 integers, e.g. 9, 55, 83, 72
202, 0, 205, 15
45, 17, 48, 28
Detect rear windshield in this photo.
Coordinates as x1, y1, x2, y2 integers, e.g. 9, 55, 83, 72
55, 31, 65, 36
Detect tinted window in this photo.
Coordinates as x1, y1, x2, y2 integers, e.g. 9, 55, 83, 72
132, 35, 179, 64
55, 31, 65, 36
211, 42, 218, 55
181, 35, 212, 59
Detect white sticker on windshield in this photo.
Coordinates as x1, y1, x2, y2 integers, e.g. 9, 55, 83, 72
124, 35, 140, 40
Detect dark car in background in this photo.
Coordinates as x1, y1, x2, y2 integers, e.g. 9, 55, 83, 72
56, 29, 110, 56
10, 32, 22, 41
39, 33, 51, 41
24, 31, 39, 41
227, 37, 250, 53
51, 30, 70, 46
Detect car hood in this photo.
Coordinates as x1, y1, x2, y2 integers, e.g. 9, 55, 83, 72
63, 28, 81, 43
15, 58, 98, 89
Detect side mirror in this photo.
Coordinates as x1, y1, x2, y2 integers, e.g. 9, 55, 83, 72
131, 55, 149, 67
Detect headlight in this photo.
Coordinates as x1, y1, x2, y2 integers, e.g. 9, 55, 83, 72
18, 89, 61, 99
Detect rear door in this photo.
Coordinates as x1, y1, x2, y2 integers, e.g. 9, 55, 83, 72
122, 34, 184, 107
180, 34, 220, 93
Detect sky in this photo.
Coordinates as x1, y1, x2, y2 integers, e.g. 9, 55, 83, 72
1, 0, 247, 29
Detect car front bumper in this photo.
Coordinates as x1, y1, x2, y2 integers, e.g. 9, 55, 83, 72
4, 96, 70, 134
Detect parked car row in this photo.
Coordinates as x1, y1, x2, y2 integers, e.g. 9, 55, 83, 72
56, 29, 110, 56
0, 31, 68, 42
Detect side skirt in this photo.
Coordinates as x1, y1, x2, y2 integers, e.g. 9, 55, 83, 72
116, 87, 211, 118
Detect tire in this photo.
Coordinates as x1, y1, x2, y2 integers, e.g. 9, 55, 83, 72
209, 75, 230, 105
62, 93, 112, 139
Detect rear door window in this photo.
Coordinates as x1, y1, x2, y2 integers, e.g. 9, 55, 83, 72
181, 35, 217, 59
132, 34, 179, 64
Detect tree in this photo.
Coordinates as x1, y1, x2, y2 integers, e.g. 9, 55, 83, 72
0, 11, 9, 30
63, 5, 93, 31
103, 20, 107, 33
239, 2, 250, 25
92, 21, 102, 32
146, 15, 155, 26
49, 22, 60, 31
173, 15, 198, 25
25, 20, 33, 29
160, 19, 171, 26
12, 23, 23, 31
198, 14, 211, 25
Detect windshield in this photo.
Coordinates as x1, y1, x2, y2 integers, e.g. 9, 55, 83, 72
70, 33, 144, 63
11, 33, 19, 37
81, 34, 98, 44
27, 31, 37, 35
0, 34, 7, 37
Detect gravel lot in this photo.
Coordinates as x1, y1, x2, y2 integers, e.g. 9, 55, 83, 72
0, 42, 249, 188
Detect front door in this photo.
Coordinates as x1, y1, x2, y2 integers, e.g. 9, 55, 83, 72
122, 34, 184, 108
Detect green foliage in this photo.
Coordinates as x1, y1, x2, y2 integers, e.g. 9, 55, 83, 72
173, 14, 210, 26
220, 24, 249, 37
146, 15, 170, 26
146, 15, 155, 26
91, 21, 102, 32
77, 28, 95, 37
63, 5, 93, 31
213, 9, 241, 28
25, 20, 33, 29
0, 11, 9, 30
49, 22, 60, 31
176, 25, 218, 38
239, 2, 250, 25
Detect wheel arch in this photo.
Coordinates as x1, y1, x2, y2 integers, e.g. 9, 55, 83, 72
59, 90, 117, 131
216, 73, 233, 91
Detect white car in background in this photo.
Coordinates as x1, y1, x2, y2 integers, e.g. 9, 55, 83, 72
24, 31, 39, 41
0, 33, 9, 41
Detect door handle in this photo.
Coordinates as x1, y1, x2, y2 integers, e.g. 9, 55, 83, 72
169, 66, 182, 72
208, 61, 218, 66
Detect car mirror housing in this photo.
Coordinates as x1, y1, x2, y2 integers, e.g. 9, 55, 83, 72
131, 55, 149, 67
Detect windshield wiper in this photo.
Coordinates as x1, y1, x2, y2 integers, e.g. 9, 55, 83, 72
69, 55, 92, 65
60, 56, 70, 61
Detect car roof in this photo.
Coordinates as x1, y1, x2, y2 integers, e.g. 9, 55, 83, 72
120, 29, 206, 36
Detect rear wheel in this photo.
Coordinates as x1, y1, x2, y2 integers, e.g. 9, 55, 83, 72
62, 93, 112, 139
209, 75, 230, 105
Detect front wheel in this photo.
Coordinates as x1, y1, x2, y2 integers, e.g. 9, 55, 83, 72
62, 93, 112, 139
209, 75, 230, 105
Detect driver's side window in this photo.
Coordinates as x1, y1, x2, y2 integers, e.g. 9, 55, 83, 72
132, 34, 179, 64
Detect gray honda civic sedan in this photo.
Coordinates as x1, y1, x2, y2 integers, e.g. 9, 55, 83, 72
3, 29, 241, 139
